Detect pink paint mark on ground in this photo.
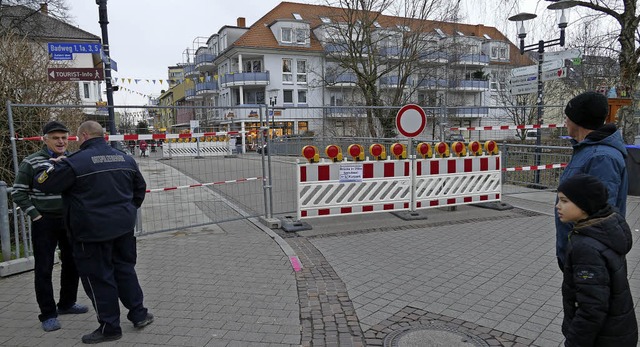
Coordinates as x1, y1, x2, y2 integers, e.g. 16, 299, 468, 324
289, 256, 302, 272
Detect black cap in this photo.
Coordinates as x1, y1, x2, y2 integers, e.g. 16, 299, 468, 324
564, 92, 609, 130
557, 174, 609, 215
42, 121, 69, 135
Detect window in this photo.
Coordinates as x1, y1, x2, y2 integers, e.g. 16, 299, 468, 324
283, 90, 293, 103
293, 13, 302, 20
298, 90, 307, 104
320, 17, 331, 24
244, 60, 262, 72
282, 28, 292, 43
296, 60, 307, 83
282, 59, 292, 83
330, 93, 343, 106
244, 90, 265, 104
295, 28, 308, 44
83, 83, 90, 99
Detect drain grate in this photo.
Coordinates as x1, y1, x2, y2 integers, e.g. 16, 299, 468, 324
384, 324, 490, 347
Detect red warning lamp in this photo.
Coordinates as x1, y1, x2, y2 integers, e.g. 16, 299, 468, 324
435, 142, 450, 158
302, 145, 320, 163
369, 143, 387, 160
451, 141, 467, 157
468, 141, 483, 156
391, 143, 406, 159
348, 144, 365, 161
484, 140, 499, 155
416, 142, 432, 159
325, 144, 343, 162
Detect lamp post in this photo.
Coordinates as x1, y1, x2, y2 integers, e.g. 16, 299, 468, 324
508, 0, 577, 186
96, 0, 116, 146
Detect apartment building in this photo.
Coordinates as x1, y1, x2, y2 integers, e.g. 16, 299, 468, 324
166, 2, 531, 139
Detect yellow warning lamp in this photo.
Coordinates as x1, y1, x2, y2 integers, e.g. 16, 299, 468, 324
325, 145, 343, 162
390, 143, 407, 159
369, 143, 387, 160
302, 145, 320, 163
451, 141, 467, 157
468, 141, 483, 156
435, 142, 450, 158
348, 144, 365, 161
484, 140, 499, 155
416, 142, 432, 159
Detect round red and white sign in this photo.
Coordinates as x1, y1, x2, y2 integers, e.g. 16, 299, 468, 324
395, 104, 427, 138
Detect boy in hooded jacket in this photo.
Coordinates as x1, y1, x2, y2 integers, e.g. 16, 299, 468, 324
556, 174, 637, 346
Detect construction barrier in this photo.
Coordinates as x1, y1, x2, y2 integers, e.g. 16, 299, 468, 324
162, 140, 232, 158
297, 142, 501, 220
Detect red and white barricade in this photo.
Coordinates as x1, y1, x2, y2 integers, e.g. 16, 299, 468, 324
297, 154, 501, 220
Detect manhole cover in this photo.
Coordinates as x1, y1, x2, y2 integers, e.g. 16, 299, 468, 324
384, 325, 489, 347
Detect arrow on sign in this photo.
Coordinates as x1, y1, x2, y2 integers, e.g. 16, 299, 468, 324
508, 74, 538, 87
508, 83, 538, 96
510, 60, 565, 77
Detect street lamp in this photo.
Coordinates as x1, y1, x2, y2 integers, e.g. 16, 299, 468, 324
96, 0, 116, 146
508, 0, 577, 186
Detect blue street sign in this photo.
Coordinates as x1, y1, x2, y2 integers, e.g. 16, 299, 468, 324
100, 51, 118, 72
47, 42, 102, 55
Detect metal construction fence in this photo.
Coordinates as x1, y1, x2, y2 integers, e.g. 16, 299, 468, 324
1, 102, 575, 270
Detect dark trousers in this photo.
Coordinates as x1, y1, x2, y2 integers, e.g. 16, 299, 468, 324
31, 215, 80, 322
72, 231, 147, 335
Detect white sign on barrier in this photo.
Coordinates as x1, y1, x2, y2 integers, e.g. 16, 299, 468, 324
339, 164, 363, 182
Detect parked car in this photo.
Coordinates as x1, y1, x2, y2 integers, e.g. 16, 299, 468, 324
447, 133, 465, 142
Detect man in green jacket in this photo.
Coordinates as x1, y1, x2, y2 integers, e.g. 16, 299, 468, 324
11, 121, 88, 332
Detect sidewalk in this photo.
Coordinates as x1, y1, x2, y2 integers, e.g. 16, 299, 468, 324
1, 182, 639, 346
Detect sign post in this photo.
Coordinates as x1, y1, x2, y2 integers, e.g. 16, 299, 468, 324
395, 104, 427, 214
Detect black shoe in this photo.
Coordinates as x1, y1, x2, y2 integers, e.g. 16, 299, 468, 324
133, 313, 154, 329
81, 329, 122, 344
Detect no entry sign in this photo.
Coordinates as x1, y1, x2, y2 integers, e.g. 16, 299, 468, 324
395, 104, 426, 138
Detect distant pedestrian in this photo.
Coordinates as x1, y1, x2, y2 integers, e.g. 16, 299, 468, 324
555, 91, 628, 270
139, 140, 148, 157
11, 121, 88, 332
33, 121, 153, 344
556, 174, 637, 346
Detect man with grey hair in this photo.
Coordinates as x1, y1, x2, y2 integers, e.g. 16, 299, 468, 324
12, 120, 88, 332
34, 120, 153, 344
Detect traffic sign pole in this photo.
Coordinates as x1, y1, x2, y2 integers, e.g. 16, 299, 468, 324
97, 0, 117, 147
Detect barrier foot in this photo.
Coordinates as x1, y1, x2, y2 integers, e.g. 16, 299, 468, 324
0, 256, 35, 277
259, 216, 282, 229
473, 202, 514, 211
280, 216, 312, 232
391, 210, 429, 221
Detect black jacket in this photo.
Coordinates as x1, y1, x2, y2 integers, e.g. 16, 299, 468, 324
33, 137, 146, 242
562, 206, 637, 346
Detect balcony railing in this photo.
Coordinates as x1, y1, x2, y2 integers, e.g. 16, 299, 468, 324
416, 78, 449, 89
185, 88, 201, 100
195, 53, 215, 70
449, 53, 489, 66
326, 73, 358, 86
183, 64, 198, 77
196, 81, 219, 94
379, 75, 413, 87
219, 71, 270, 87
452, 79, 490, 90
419, 51, 448, 63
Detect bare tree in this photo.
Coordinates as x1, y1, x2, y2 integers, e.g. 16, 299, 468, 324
320, 0, 461, 137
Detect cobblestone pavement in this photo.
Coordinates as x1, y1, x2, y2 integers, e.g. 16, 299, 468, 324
1, 192, 639, 346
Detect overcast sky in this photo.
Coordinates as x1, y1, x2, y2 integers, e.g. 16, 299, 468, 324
65, 0, 542, 106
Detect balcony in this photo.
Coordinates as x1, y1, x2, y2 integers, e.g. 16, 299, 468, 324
183, 64, 198, 77
185, 88, 201, 100
446, 107, 489, 118
419, 51, 448, 65
379, 76, 413, 88
219, 71, 269, 88
451, 79, 489, 90
196, 81, 219, 95
379, 46, 408, 59
416, 78, 449, 89
195, 53, 215, 71
449, 53, 489, 67
326, 73, 357, 88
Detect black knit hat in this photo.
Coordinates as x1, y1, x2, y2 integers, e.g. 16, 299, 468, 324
42, 121, 69, 135
564, 92, 609, 130
557, 174, 609, 215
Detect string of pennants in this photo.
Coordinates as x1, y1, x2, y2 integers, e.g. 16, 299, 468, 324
112, 75, 217, 85
118, 86, 152, 99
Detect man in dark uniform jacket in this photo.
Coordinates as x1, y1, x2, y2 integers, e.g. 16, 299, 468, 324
34, 121, 153, 344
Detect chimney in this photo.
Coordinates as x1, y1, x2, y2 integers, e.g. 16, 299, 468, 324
237, 17, 246, 28
39, 3, 48, 15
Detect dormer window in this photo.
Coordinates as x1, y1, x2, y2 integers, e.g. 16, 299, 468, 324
456, 31, 464, 36
321, 17, 331, 24
282, 28, 292, 43
483, 34, 492, 40
293, 13, 302, 20
434, 28, 446, 38
373, 21, 381, 28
